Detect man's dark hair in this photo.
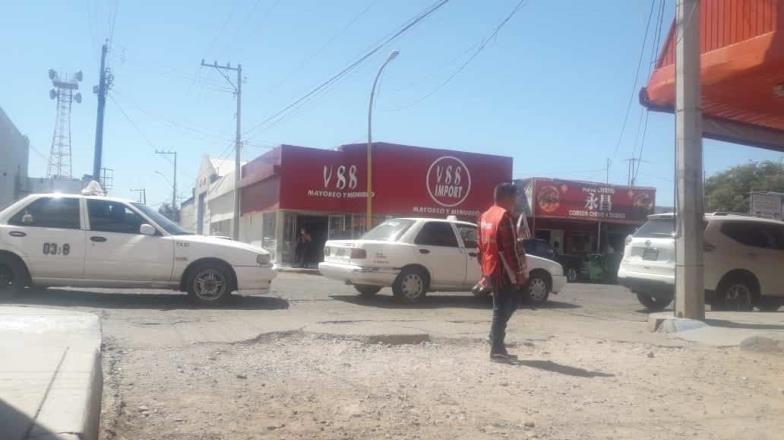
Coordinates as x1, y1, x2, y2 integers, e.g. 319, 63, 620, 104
494, 182, 518, 202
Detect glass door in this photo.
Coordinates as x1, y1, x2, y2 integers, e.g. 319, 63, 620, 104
328, 215, 347, 240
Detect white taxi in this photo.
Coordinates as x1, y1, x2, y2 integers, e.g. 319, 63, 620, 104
319, 217, 566, 303
0, 194, 275, 304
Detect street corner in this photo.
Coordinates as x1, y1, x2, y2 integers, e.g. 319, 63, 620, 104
0, 306, 103, 440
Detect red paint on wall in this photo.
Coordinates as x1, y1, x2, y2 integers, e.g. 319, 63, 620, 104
240, 143, 513, 218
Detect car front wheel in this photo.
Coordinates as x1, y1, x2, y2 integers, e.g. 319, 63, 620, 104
187, 263, 233, 305
636, 292, 672, 311
524, 272, 550, 305
393, 267, 428, 303
565, 267, 578, 283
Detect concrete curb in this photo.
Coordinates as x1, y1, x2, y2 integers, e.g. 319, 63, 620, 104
0, 307, 103, 440
648, 312, 784, 350
739, 334, 784, 354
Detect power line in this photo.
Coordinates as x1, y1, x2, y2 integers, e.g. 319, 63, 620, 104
386, 0, 529, 111
610, 0, 657, 160
243, 0, 452, 137
634, 0, 667, 181
264, 0, 381, 94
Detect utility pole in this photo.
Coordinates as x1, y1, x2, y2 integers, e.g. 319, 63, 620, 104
155, 150, 177, 213
674, 0, 705, 319
201, 59, 242, 240
605, 158, 611, 185
625, 158, 638, 186
367, 51, 399, 230
93, 41, 113, 184
130, 188, 147, 205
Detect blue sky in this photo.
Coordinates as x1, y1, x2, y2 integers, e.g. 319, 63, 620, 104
2, 0, 782, 208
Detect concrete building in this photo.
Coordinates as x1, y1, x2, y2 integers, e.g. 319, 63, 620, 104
0, 106, 29, 210
193, 156, 245, 236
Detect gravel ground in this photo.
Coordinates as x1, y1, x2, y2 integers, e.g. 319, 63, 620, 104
100, 331, 784, 440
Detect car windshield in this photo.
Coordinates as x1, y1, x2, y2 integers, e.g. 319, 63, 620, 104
634, 217, 675, 238
362, 219, 415, 241
132, 202, 192, 235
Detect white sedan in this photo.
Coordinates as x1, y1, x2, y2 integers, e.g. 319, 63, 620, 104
0, 194, 275, 304
319, 217, 566, 303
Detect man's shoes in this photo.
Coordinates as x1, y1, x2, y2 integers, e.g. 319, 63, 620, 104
490, 346, 518, 361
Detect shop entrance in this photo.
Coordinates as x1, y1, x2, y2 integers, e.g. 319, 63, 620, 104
294, 215, 329, 267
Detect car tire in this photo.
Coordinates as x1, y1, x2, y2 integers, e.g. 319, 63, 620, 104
565, 267, 578, 283
355, 285, 381, 297
524, 271, 551, 305
187, 263, 233, 305
392, 267, 428, 303
636, 293, 672, 311
713, 275, 756, 312
0, 255, 26, 298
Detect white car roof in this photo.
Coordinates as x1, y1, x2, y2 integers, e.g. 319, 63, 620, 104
22, 193, 137, 205
648, 211, 784, 225
395, 217, 477, 227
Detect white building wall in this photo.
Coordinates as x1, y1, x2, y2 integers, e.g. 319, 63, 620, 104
0, 107, 29, 210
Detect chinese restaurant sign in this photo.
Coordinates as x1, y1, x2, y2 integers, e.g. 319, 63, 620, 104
533, 178, 655, 224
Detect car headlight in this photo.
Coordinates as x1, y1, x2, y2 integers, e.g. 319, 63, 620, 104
256, 253, 271, 266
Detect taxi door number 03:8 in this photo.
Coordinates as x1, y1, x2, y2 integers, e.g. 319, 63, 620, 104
43, 242, 70, 256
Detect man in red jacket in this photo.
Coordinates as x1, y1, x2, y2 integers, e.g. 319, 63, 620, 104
478, 183, 528, 360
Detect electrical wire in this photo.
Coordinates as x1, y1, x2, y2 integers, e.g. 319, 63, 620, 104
634, 0, 667, 182
242, 0, 452, 137
610, 0, 657, 160
385, 0, 529, 112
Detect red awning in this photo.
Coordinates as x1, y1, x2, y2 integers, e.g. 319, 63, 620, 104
641, 0, 784, 151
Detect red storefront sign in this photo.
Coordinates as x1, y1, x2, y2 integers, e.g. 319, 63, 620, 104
529, 178, 655, 224
242, 143, 513, 218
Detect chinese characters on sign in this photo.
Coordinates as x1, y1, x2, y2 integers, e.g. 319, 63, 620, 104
533, 179, 655, 223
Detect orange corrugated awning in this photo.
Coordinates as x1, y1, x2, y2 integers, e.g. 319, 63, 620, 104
641, 0, 784, 151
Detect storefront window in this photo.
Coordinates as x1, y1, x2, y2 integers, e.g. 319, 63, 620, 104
262, 212, 277, 260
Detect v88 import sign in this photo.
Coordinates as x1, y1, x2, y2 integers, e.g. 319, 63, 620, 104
426, 156, 472, 208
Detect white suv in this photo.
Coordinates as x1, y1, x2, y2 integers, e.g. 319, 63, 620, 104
618, 213, 784, 311
0, 194, 275, 304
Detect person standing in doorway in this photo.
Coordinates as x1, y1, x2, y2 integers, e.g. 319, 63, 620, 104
478, 183, 528, 361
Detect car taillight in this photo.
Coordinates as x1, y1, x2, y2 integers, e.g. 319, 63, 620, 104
350, 248, 367, 259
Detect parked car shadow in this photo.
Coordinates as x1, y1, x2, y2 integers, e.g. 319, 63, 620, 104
329, 293, 581, 310
0, 287, 290, 311
499, 359, 615, 378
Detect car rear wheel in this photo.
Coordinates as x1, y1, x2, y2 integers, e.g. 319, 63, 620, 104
393, 267, 428, 303
636, 293, 672, 311
0, 256, 26, 298
565, 267, 578, 283
524, 272, 550, 305
187, 263, 233, 305
713, 276, 756, 311
355, 285, 381, 297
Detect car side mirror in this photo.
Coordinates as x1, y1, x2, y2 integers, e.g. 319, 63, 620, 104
21, 213, 34, 225
140, 224, 156, 236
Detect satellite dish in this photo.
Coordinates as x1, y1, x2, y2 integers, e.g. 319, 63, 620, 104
49, 89, 56, 100
74, 93, 82, 103
74, 71, 83, 82
48, 69, 56, 80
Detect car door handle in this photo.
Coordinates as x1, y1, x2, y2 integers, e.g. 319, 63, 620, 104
468, 252, 478, 257
8, 231, 26, 237
90, 236, 107, 243
419, 249, 430, 254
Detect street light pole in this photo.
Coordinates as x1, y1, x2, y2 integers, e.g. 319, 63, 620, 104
367, 50, 399, 231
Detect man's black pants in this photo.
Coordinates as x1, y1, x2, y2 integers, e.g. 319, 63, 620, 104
490, 286, 520, 351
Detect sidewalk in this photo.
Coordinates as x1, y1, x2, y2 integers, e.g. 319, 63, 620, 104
0, 307, 103, 440
650, 310, 784, 352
